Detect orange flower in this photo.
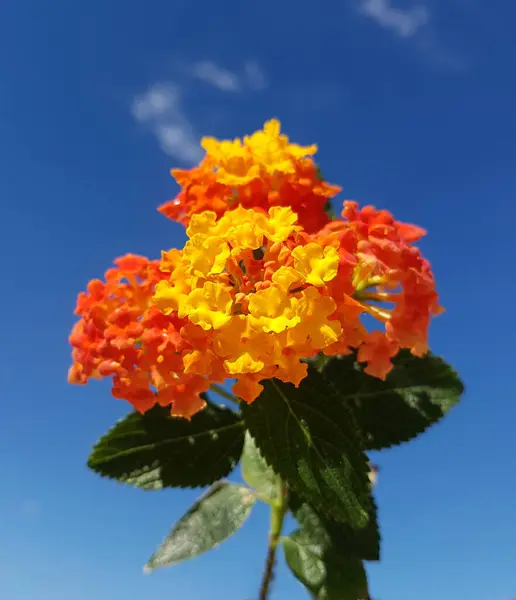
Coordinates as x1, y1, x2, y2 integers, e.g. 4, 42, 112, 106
68, 254, 210, 418
318, 201, 442, 376
357, 331, 399, 379
158, 119, 340, 233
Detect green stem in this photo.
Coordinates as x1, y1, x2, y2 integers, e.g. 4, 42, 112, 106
209, 384, 240, 407
258, 480, 288, 600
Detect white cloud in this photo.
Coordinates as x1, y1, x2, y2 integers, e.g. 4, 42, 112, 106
189, 60, 268, 92
132, 60, 268, 159
191, 61, 241, 92
358, 0, 430, 38
243, 61, 268, 91
131, 83, 203, 163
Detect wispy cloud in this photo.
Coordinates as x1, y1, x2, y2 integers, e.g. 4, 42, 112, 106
132, 60, 268, 160
191, 61, 242, 92
358, 0, 430, 38
243, 61, 268, 91
131, 83, 203, 163
189, 60, 268, 92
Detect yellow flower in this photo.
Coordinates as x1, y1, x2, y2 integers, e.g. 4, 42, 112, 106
201, 137, 260, 186
183, 281, 232, 330
159, 248, 182, 273
186, 211, 218, 237
153, 280, 186, 315
292, 243, 339, 286
212, 316, 248, 357
266, 206, 300, 242
244, 119, 317, 175
224, 352, 265, 375
217, 205, 268, 249
201, 137, 244, 159
183, 234, 230, 277
292, 287, 342, 348
158, 251, 192, 296
248, 285, 301, 333
271, 266, 302, 291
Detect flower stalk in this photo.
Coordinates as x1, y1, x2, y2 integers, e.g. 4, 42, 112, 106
258, 480, 288, 600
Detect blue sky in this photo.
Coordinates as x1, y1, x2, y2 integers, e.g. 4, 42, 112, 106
1, 0, 516, 598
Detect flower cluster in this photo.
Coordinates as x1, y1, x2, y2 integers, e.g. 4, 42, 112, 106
158, 119, 340, 233
68, 254, 210, 418
318, 201, 442, 378
153, 201, 441, 404
68, 118, 441, 419
153, 205, 343, 403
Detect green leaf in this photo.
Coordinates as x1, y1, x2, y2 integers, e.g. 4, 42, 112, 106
88, 397, 245, 489
145, 481, 255, 571
320, 560, 369, 600
283, 532, 326, 592
289, 492, 380, 562
241, 370, 371, 527
283, 531, 369, 600
241, 431, 280, 502
324, 351, 464, 450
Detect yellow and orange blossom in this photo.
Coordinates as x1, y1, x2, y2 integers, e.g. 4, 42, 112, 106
158, 119, 340, 233
68, 254, 210, 418
153, 202, 441, 406
69, 119, 442, 419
